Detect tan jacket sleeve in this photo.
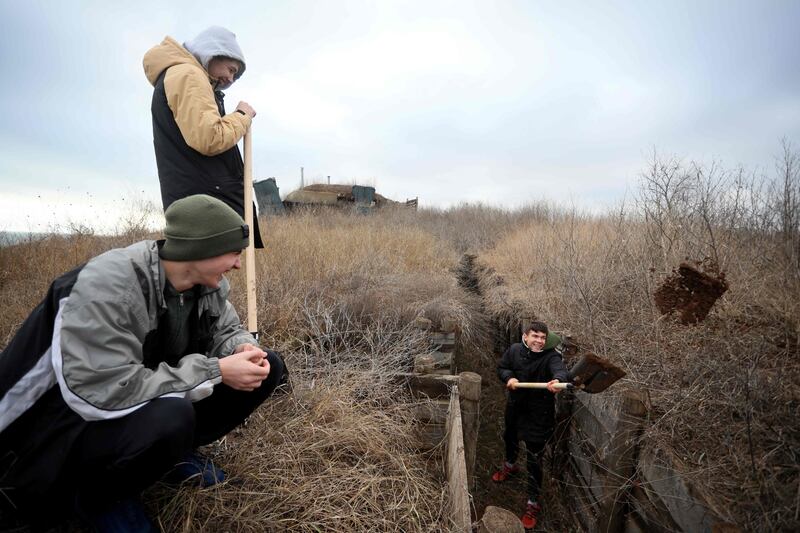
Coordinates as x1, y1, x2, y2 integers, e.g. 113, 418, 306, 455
164, 63, 252, 156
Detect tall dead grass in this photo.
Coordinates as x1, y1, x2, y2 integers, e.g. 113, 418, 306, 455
4, 143, 796, 530
1, 206, 483, 531
477, 144, 800, 531
151, 308, 452, 532
152, 208, 491, 531
0, 198, 162, 347
225, 209, 485, 350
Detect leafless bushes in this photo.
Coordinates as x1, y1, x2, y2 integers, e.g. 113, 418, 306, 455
477, 141, 800, 530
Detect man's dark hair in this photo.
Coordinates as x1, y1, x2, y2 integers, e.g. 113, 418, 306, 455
523, 321, 549, 335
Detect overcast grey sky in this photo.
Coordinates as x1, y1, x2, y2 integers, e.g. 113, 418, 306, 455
1, 0, 798, 232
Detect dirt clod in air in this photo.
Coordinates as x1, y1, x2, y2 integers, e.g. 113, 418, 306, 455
654, 259, 729, 324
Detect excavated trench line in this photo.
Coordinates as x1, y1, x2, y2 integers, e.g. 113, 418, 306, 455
453, 253, 578, 531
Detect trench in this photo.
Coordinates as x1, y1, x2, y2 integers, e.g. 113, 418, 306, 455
453, 253, 576, 531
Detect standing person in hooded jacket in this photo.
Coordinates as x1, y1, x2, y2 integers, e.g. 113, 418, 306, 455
0, 195, 284, 532
143, 26, 264, 248
492, 321, 569, 530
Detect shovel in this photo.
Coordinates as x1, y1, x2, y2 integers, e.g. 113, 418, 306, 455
242, 128, 258, 339
514, 352, 625, 393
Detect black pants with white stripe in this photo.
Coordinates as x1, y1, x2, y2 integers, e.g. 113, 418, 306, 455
0, 351, 285, 521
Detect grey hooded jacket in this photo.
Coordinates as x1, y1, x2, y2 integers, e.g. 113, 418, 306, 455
184, 25, 246, 87
0, 240, 255, 434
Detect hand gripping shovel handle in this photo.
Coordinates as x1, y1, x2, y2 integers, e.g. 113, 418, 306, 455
512, 353, 625, 394
514, 382, 575, 390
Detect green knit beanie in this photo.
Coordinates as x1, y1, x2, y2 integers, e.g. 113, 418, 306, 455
160, 195, 249, 261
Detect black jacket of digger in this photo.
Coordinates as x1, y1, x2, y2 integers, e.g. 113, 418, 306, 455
150, 71, 264, 248
497, 342, 569, 442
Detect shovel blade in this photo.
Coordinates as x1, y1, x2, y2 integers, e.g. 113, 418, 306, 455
568, 352, 625, 393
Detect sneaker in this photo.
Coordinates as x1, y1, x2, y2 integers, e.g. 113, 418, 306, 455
163, 452, 226, 487
491, 462, 519, 482
78, 496, 158, 533
521, 502, 542, 530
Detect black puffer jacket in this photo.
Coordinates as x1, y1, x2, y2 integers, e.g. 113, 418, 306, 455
497, 341, 569, 442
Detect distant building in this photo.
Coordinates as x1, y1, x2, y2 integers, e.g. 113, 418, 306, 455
284, 184, 393, 212
253, 178, 285, 215
257, 180, 418, 213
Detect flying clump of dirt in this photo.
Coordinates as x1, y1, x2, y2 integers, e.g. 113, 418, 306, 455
654, 259, 729, 324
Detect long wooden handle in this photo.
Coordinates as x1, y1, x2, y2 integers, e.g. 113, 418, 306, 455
243, 129, 257, 338
514, 382, 573, 390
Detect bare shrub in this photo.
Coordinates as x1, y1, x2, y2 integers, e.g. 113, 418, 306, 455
477, 142, 800, 530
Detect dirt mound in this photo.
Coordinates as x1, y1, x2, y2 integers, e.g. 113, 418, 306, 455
654, 260, 729, 324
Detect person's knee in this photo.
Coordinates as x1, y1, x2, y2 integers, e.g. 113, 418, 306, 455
145, 397, 195, 449
264, 350, 287, 388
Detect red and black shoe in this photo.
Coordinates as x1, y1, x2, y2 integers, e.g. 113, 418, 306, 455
491, 462, 519, 482
521, 502, 542, 530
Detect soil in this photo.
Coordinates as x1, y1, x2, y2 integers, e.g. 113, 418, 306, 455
653, 260, 729, 324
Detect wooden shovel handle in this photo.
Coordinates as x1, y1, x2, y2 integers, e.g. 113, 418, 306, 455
243, 128, 257, 337
514, 382, 574, 390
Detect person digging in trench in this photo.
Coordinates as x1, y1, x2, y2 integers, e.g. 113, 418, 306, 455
0, 195, 285, 532
143, 25, 265, 249
492, 321, 568, 530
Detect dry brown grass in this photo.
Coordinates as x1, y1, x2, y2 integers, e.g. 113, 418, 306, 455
225, 209, 484, 350
2, 145, 796, 531
0, 207, 481, 532
150, 321, 452, 532
475, 150, 800, 530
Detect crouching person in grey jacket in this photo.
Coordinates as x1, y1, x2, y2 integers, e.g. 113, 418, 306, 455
0, 194, 286, 532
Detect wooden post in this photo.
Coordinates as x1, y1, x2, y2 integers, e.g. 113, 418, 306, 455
458, 371, 481, 487
242, 129, 257, 337
446, 384, 471, 532
596, 390, 647, 532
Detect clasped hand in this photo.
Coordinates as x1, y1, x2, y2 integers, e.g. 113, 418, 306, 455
219, 343, 270, 391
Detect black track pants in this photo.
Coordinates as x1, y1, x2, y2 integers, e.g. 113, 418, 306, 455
74, 350, 285, 511
503, 407, 547, 502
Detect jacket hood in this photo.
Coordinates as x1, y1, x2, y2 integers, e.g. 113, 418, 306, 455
183, 26, 246, 82
143, 36, 203, 86
544, 331, 561, 351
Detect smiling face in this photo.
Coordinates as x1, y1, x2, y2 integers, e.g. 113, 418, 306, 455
523, 329, 547, 352
207, 56, 242, 89
193, 251, 242, 288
